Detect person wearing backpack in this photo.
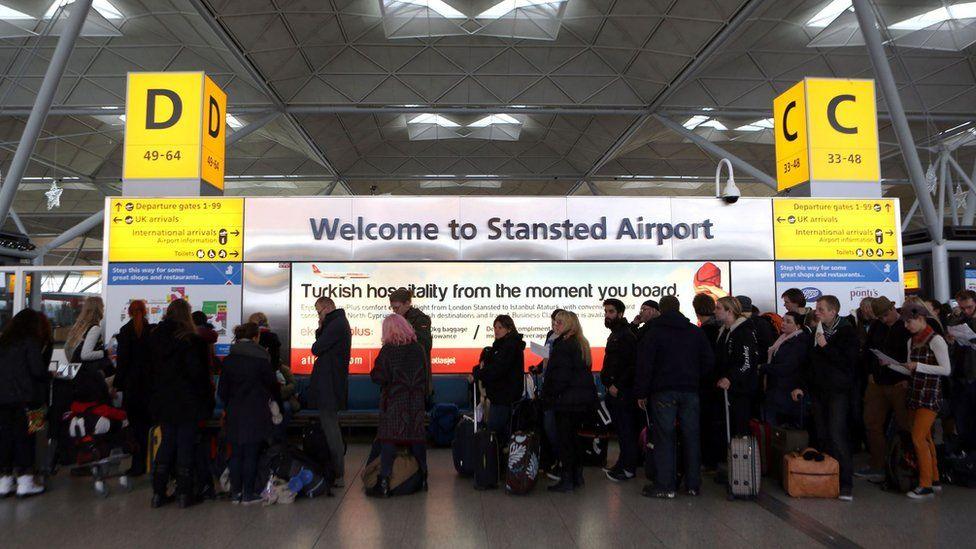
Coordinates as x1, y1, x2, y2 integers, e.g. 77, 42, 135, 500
218, 322, 281, 505
471, 315, 525, 450
889, 303, 951, 499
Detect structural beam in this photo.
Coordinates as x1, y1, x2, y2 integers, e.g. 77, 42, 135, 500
227, 111, 279, 146
32, 210, 104, 261
9, 209, 27, 235
579, 0, 773, 185
0, 0, 92, 227
654, 114, 777, 189
853, 0, 942, 241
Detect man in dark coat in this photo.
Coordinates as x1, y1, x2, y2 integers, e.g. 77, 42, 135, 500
311, 297, 352, 487
390, 288, 433, 396
601, 299, 639, 481
793, 295, 858, 501
635, 296, 714, 499
630, 299, 660, 341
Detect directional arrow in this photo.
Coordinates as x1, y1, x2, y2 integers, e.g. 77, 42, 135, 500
885, 204, 891, 212
230, 230, 240, 237
885, 230, 894, 236
886, 250, 895, 256
112, 217, 122, 223
229, 251, 239, 258
776, 217, 785, 223
114, 203, 122, 212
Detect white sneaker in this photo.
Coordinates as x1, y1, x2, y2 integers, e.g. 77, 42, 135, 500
0, 475, 13, 497
16, 475, 44, 498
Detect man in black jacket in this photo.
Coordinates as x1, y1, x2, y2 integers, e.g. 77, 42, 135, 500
635, 296, 714, 499
312, 297, 352, 488
601, 299, 638, 481
857, 296, 910, 481
391, 288, 433, 396
630, 300, 660, 341
949, 290, 976, 451
792, 295, 858, 501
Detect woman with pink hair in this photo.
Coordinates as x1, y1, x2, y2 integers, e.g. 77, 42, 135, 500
365, 314, 429, 497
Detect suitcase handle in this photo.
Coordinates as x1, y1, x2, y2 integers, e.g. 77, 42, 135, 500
723, 388, 731, 445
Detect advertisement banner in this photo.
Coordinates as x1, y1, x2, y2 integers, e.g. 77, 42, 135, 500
774, 260, 901, 316
105, 262, 242, 356
289, 261, 732, 374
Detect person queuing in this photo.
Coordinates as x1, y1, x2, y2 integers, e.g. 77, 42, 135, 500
762, 311, 811, 428
114, 300, 154, 477
0, 309, 53, 498
693, 293, 724, 474
889, 303, 951, 499
65, 296, 114, 404
792, 295, 858, 502
635, 296, 714, 499
366, 314, 430, 497
782, 288, 816, 329
630, 299, 660, 341
192, 311, 220, 374
249, 312, 282, 369
470, 315, 525, 449
543, 310, 598, 493
311, 297, 352, 489
218, 322, 282, 505
538, 309, 566, 480
600, 299, 639, 482
737, 295, 776, 359
949, 290, 976, 451
149, 299, 214, 509
857, 296, 911, 482
390, 288, 433, 400
714, 296, 760, 437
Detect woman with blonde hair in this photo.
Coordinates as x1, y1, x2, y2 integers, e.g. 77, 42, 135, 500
714, 296, 760, 437
366, 314, 429, 497
65, 296, 113, 403
542, 310, 597, 492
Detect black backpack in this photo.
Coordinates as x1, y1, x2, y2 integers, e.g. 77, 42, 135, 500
885, 430, 917, 493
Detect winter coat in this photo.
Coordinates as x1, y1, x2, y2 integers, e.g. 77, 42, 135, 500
716, 318, 761, 396
472, 331, 525, 406
371, 341, 428, 444
763, 330, 811, 408
804, 317, 858, 396
600, 319, 637, 395
748, 315, 778, 361
310, 308, 352, 411
634, 311, 714, 397
218, 340, 280, 445
114, 319, 154, 418
630, 320, 655, 342
0, 338, 48, 406
404, 307, 433, 395
258, 329, 282, 367
541, 336, 597, 412
865, 318, 911, 385
149, 319, 214, 424
70, 325, 113, 405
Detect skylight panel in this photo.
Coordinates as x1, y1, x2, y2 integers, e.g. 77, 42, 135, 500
735, 118, 775, 131
468, 114, 520, 127
0, 4, 33, 19
44, 0, 124, 20
408, 114, 461, 127
395, 0, 466, 19
890, 3, 976, 31
477, 0, 566, 20
226, 113, 244, 129
806, 0, 852, 27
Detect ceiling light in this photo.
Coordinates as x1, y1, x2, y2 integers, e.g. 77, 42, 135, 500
806, 0, 852, 28
890, 2, 976, 30
394, 0, 465, 19
477, 0, 567, 19
735, 118, 775, 132
683, 116, 726, 131
408, 114, 460, 127
44, 0, 123, 20
0, 4, 32, 19
468, 114, 520, 127
226, 113, 244, 129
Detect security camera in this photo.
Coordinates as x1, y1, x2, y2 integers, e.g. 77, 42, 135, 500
715, 158, 741, 204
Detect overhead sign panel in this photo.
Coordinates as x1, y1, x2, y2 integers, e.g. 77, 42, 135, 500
773, 78, 881, 191
773, 198, 898, 260
106, 197, 243, 262
123, 72, 227, 191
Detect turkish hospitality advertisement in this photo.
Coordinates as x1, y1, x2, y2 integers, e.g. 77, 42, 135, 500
289, 261, 731, 374
105, 262, 242, 356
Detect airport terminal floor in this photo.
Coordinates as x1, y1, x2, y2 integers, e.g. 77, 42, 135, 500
3, 442, 972, 549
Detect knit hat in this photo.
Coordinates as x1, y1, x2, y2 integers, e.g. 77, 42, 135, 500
871, 296, 895, 318
735, 295, 753, 310
900, 302, 930, 322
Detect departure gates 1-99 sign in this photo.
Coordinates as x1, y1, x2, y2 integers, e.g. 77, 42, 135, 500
106, 198, 243, 262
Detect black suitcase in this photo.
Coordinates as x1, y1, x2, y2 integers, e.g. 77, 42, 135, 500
474, 429, 500, 490
452, 416, 476, 477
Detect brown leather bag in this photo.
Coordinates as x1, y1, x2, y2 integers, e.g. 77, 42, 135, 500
782, 448, 840, 498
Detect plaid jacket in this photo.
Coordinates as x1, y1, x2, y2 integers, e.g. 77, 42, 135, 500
908, 336, 943, 413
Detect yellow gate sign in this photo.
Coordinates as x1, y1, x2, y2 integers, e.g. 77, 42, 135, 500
773, 198, 898, 260
123, 72, 227, 191
773, 78, 880, 191
107, 198, 243, 262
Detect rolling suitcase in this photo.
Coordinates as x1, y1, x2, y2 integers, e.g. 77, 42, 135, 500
505, 431, 539, 494
452, 416, 475, 476
473, 428, 499, 490
725, 390, 761, 499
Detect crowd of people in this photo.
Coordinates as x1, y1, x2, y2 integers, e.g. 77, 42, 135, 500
1, 284, 974, 506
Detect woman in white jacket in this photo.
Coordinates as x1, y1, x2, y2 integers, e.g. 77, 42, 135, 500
888, 302, 951, 500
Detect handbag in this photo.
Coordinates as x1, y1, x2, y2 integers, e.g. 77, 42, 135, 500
26, 407, 46, 435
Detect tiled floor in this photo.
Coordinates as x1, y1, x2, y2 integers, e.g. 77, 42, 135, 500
1, 443, 971, 549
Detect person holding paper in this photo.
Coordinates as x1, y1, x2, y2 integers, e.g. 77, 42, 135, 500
892, 302, 951, 499
857, 296, 911, 483
948, 290, 976, 451
471, 315, 525, 451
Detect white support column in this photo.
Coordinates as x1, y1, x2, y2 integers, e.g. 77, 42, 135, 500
932, 241, 950, 302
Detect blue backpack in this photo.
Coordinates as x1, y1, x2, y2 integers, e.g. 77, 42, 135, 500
428, 403, 460, 447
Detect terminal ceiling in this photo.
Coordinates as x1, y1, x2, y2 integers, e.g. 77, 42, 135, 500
0, 0, 973, 257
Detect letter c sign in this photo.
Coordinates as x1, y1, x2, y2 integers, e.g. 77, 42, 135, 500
827, 94, 857, 135
782, 101, 798, 142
